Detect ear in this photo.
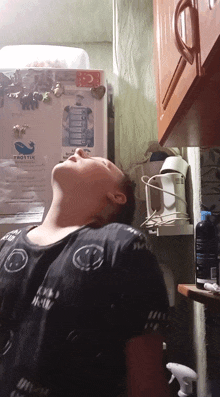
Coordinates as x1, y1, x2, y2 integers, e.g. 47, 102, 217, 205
107, 191, 127, 205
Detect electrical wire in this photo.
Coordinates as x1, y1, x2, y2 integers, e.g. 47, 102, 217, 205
140, 209, 157, 227
141, 175, 187, 206
143, 214, 190, 229
143, 213, 190, 229
140, 174, 189, 229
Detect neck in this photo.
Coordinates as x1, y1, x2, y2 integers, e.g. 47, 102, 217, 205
42, 198, 95, 231
27, 194, 102, 246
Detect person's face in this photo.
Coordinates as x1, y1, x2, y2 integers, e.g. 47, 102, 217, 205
52, 148, 126, 204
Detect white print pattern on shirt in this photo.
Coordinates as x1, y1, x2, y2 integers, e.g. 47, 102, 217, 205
10, 378, 50, 397
66, 330, 78, 342
132, 241, 148, 251
125, 227, 141, 236
1, 229, 21, 242
4, 249, 28, 273
0, 330, 13, 357
72, 245, 104, 271
32, 286, 60, 311
144, 310, 167, 331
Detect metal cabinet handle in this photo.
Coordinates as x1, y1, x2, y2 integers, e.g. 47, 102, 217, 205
173, 0, 196, 64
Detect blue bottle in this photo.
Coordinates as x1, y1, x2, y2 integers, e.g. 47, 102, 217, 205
196, 211, 218, 289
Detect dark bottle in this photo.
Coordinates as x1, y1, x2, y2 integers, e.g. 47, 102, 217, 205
196, 211, 218, 290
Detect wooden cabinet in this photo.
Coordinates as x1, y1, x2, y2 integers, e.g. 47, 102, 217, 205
154, 0, 220, 147
198, 0, 220, 65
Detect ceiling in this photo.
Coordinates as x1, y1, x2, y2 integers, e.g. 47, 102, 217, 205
0, 0, 113, 45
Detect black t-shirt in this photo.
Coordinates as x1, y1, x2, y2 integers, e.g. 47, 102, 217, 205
0, 223, 169, 397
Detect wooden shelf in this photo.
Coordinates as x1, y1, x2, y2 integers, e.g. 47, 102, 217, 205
178, 284, 220, 311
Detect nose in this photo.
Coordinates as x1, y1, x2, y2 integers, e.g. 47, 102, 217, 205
75, 148, 89, 158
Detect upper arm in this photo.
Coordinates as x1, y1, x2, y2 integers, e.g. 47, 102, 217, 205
116, 234, 169, 339
117, 234, 170, 396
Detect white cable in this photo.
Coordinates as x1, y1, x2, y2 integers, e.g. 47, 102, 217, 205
145, 219, 189, 228
152, 212, 189, 219
141, 175, 187, 206
152, 217, 189, 226
144, 220, 189, 229
141, 175, 150, 183
145, 217, 190, 228
140, 209, 157, 227
141, 212, 190, 229
140, 174, 190, 229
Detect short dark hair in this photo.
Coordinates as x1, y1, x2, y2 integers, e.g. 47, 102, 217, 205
111, 173, 136, 225
92, 172, 136, 228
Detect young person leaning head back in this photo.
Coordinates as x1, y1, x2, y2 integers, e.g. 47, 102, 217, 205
0, 148, 170, 397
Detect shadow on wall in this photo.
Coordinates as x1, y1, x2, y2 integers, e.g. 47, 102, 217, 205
200, 147, 220, 395
200, 147, 220, 241
159, 263, 175, 307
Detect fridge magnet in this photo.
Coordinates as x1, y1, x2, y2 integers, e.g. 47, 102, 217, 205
14, 141, 35, 155
13, 125, 20, 138
62, 91, 94, 149
42, 92, 52, 103
53, 82, 64, 97
20, 124, 29, 135
90, 85, 106, 100
76, 71, 101, 88
7, 91, 22, 99
13, 124, 30, 138
20, 92, 43, 110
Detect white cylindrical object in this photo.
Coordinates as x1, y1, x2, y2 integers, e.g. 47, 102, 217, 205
160, 156, 189, 178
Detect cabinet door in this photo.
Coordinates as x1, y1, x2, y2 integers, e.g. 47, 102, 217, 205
154, 0, 200, 144
198, 0, 220, 66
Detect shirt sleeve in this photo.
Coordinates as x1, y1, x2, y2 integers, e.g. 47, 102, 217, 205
114, 233, 170, 340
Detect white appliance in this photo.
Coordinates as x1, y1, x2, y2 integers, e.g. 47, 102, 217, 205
142, 156, 192, 233
145, 172, 189, 226
0, 46, 107, 236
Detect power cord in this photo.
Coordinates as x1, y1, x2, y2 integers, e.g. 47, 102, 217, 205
141, 175, 187, 206
140, 175, 189, 229
141, 212, 190, 229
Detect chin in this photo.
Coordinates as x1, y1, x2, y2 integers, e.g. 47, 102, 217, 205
52, 160, 78, 187
51, 162, 66, 180
52, 162, 63, 173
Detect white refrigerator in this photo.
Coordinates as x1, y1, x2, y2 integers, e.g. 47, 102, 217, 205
0, 66, 107, 237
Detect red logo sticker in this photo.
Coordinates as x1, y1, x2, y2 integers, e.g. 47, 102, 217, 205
76, 71, 101, 87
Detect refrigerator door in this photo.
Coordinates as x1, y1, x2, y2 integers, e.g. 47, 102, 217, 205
0, 68, 107, 228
